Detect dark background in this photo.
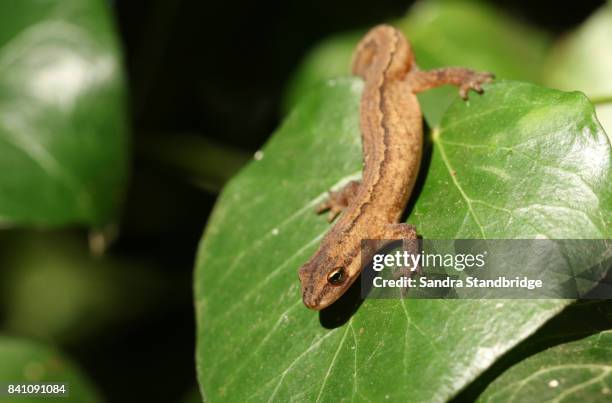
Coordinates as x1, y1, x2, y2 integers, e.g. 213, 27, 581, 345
70, 0, 606, 401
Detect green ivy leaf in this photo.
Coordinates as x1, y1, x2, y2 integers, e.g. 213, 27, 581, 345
195, 79, 610, 401
477, 331, 612, 402
0, 0, 128, 227
544, 4, 612, 135
455, 300, 612, 401
0, 336, 101, 403
396, 0, 550, 80
413, 80, 610, 238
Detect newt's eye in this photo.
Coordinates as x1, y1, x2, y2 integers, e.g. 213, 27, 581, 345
327, 268, 346, 285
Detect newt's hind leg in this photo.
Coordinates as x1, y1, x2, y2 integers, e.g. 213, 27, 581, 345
384, 223, 420, 271
316, 180, 361, 222
384, 223, 421, 297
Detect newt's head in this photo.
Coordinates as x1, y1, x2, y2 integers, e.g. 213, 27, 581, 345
298, 244, 362, 311
352, 24, 415, 82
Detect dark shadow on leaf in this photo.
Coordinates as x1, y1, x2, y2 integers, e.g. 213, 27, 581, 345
452, 298, 612, 402
319, 274, 364, 329
403, 121, 434, 222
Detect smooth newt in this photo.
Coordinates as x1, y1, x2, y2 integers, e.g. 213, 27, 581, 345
298, 25, 493, 310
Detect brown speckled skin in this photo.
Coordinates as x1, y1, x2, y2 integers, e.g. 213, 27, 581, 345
298, 25, 493, 310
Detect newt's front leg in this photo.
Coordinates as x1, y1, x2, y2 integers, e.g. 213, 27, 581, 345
316, 180, 361, 222
407, 68, 494, 99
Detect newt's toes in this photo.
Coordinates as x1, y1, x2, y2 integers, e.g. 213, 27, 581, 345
327, 208, 341, 222
476, 72, 495, 87
460, 72, 494, 100
315, 200, 331, 214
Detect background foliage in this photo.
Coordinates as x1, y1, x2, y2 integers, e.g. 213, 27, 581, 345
0, 0, 610, 402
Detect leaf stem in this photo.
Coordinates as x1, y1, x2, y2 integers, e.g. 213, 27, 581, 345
590, 95, 612, 105
136, 133, 251, 193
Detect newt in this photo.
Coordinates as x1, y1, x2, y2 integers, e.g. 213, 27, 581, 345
298, 24, 493, 310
